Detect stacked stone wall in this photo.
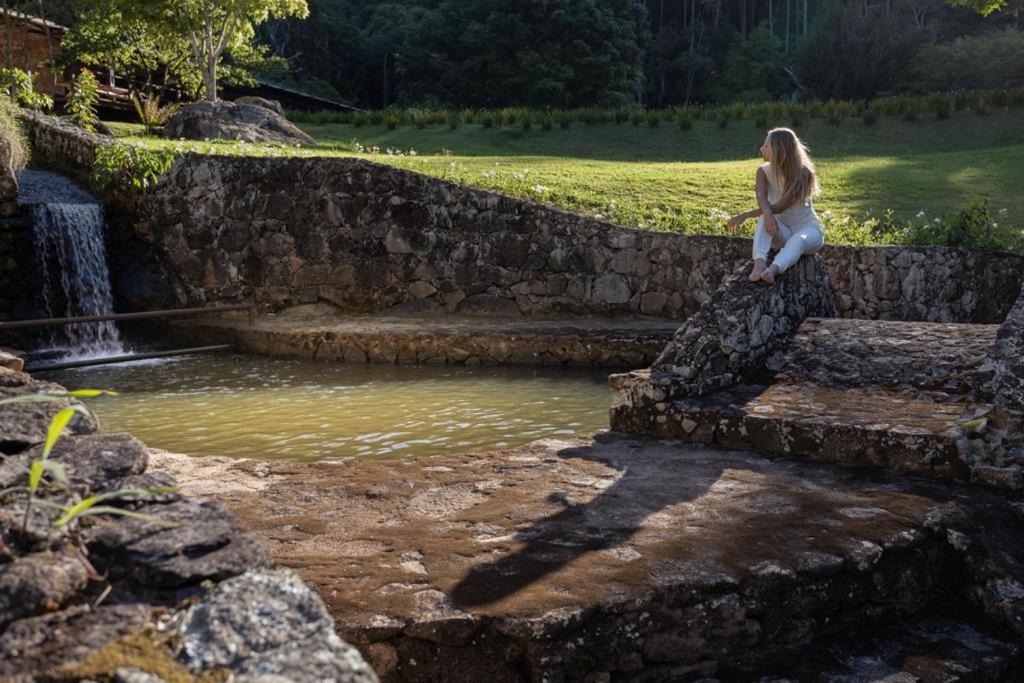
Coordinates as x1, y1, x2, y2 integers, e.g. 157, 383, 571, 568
21, 112, 1024, 324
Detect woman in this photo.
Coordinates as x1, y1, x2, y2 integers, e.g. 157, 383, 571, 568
727, 127, 824, 284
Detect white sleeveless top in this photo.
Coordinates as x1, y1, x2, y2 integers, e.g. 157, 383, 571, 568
761, 163, 823, 230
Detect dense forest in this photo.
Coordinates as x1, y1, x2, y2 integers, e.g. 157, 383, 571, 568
14, 0, 1024, 108
251, 0, 1023, 108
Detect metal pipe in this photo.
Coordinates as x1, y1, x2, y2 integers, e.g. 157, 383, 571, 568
0, 304, 254, 332
26, 345, 235, 372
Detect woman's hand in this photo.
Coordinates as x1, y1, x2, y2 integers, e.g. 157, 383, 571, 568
764, 213, 780, 237
726, 213, 747, 233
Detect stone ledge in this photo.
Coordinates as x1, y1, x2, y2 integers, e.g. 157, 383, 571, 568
774, 317, 999, 399
170, 309, 681, 368
610, 379, 973, 484
148, 435, 1024, 681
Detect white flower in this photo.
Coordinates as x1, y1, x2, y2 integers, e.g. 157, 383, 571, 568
531, 184, 550, 193
934, 217, 942, 224
916, 210, 925, 218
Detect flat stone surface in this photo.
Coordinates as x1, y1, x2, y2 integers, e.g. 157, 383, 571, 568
149, 435, 1022, 680
171, 307, 680, 368
774, 317, 999, 399
611, 380, 972, 483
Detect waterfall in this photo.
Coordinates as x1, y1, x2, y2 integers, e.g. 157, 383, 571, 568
19, 170, 125, 359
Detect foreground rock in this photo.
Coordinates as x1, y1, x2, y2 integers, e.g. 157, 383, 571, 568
164, 100, 315, 146
150, 434, 1024, 681
0, 365, 375, 681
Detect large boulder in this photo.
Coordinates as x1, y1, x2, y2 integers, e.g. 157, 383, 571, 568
164, 100, 315, 146
234, 95, 285, 116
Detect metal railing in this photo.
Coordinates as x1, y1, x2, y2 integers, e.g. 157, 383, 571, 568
0, 303, 255, 332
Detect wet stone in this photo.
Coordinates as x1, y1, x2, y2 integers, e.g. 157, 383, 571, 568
84, 498, 272, 587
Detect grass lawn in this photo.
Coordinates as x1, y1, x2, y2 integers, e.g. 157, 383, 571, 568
106, 109, 1024, 247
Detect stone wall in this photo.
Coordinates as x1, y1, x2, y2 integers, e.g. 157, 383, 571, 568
974, 291, 1024, 421
654, 256, 836, 394
21, 112, 1024, 324
609, 256, 836, 407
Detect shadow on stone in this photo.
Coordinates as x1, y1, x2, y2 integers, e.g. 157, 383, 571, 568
449, 435, 724, 608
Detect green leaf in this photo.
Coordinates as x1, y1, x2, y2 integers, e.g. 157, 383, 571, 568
42, 407, 85, 460
28, 460, 44, 493
53, 495, 100, 527
67, 389, 119, 398
0, 393, 72, 405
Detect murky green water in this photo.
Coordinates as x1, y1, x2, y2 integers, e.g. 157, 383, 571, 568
40, 353, 614, 461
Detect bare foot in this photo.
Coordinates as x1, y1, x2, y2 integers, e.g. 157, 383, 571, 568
759, 264, 780, 285
748, 259, 766, 282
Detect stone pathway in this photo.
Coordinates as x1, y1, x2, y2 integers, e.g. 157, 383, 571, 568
172, 306, 680, 368
149, 434, 1024, 681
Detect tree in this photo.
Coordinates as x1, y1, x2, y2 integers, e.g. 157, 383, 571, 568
107, 0, 308, 101
947, 0, 1021, 15
63, 0, 201, 98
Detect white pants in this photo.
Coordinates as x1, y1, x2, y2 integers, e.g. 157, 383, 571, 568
753, 215, 825, 272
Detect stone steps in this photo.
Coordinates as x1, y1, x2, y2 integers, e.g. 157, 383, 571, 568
774, 317, 999, 399
611, 378, 977, 483
169, 307, 680, 369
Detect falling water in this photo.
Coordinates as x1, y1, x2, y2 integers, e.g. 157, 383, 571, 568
18, 170, 124, 359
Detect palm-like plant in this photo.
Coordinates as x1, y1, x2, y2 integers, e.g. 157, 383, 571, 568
132, 93, 181, 135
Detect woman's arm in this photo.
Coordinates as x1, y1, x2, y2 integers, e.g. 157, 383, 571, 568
727, 167, 790, 232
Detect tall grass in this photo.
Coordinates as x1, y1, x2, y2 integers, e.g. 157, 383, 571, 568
287, 87, 1024, 134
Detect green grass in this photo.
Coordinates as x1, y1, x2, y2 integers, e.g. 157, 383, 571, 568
106, 109, 1024, 248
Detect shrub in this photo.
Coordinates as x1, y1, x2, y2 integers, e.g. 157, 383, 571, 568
541, 112, 553, 130
934, 96, 952, 120
902, 104, 919, 122
520, 111, 532, 130
447, 110, 461, 129
826, 103, 842, 126
862, 107, 878, 126
716, 111, 729, 129
907, 199, 1020, 251
480, 113, 495, 128
92, 143, 178, 193
631, 111, 644, 126
0, 68, 52, 111
646, 111, 660, 127
385, 110, 400, 129
676, 111, 693, 130
67, 69, 101, 133
0, 99, 28, 171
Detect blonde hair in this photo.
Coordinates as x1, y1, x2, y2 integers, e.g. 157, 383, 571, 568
766, 127, 819, 205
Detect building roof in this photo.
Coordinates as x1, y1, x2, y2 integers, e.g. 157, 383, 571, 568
0, 8, 68, 35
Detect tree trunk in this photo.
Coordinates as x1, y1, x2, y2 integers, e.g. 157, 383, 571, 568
785, 0, 790, 53
204, 56, 217, 101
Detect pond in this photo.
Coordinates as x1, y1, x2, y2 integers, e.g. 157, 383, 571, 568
40, 352, 615, 461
